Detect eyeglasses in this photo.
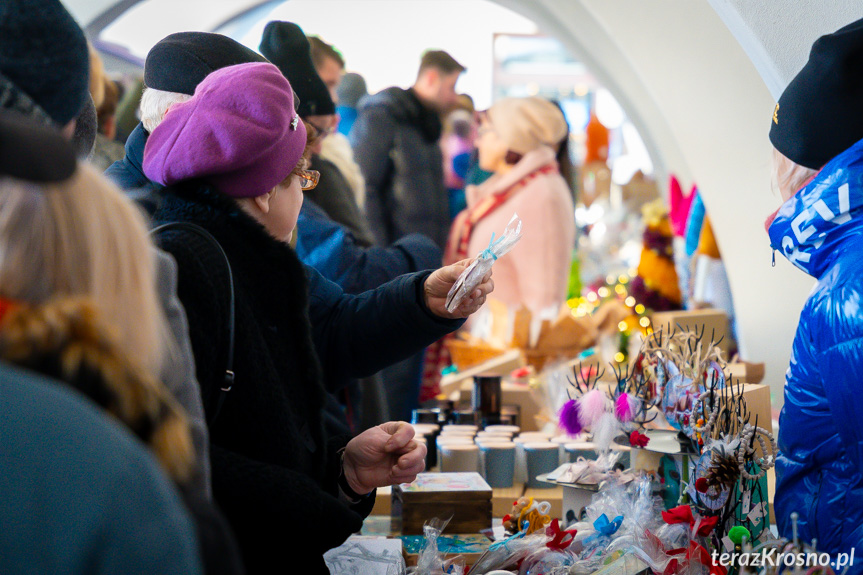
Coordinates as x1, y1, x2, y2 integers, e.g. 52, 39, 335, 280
297, 169, 320, 191
308, 121, 334, 137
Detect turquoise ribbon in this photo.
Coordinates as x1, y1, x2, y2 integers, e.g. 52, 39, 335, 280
480, 232, 504, 261
489, 527, 527, 552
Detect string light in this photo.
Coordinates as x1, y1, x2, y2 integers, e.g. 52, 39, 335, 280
618, 321, 628, 332
639, 317, 651, 328
625, 296, 636, 307
614, 352, 626, 363
635, 304, 646, 314
598, 287, 610, 298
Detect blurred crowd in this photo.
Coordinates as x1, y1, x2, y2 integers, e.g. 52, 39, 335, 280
0, 1, 578, 573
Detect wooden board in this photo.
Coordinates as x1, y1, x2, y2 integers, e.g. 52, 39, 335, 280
439, 349, 525, 395
370, 486, 391, 516
395, 501, 493, 535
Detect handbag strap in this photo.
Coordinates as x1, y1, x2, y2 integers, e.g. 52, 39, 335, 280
151, 222, 235, 426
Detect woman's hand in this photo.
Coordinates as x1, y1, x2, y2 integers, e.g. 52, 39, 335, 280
423, 259, 494, 319
342, 421, 427, 495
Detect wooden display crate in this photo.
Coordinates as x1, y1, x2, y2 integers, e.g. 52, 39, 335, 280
392, 473, 492, 535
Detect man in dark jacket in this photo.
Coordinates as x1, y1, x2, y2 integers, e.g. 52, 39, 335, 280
351, 49, 464, 250
350, 49, 464, 420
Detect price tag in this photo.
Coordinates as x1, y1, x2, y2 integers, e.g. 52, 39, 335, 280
747, 502, 764, 525
741, 490, 751, 514
722, 536, 734, 552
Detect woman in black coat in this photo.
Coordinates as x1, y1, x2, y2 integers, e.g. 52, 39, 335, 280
143, 62, 493, 573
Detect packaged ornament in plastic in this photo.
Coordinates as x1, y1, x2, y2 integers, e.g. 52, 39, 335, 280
412, 517, 465, 575
445, 213, 523, 312
467, 530, 550, 575
517, 519, 577, 575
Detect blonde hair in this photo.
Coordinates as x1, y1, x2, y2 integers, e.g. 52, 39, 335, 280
0, 163, 166, 375
139, 87, 191, 133
772, 147, 818, 200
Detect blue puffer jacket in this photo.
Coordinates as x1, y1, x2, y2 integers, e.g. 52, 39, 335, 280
295, 199, 441, 294
769, 138, 863, 562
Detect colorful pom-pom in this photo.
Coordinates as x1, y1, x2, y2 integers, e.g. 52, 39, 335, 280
615, 392, 636, 422
578, 388, 608, 427
559, 399, 582, 436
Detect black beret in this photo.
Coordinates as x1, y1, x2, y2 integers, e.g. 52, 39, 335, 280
0, 112, 77, 182
145, 32, 269, 95
0, 0, 89, 127
770, 17, 863, 169
259, 21, 335, 117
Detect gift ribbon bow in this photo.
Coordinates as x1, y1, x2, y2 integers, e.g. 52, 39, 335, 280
665, 542, 727, 575
584, 513, 624, 546
661, 505, 719, 537
480, 232, 504, 261
645, 529, 727, 575
545, 519, 577, 550
594, 513, 624, 536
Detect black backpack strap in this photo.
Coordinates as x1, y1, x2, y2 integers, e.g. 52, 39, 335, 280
151, 222, 235, 426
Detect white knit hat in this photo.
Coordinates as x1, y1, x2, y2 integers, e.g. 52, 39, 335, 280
486, 96, 568, 156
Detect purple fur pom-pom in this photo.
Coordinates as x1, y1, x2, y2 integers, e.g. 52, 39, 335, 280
559, 399, 582, 436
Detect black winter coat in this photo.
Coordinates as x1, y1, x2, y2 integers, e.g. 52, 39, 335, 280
151, 182, 462, 574
351, 87, 450, 249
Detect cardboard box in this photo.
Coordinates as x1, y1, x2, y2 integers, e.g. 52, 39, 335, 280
712, 382, 773, 442
392, 473, 492, 535
726, 361, 766, 384
650, 308, 730, 356
492, 485, 526, 517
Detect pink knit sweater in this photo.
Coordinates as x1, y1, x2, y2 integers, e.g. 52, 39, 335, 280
459, 146, 575, 318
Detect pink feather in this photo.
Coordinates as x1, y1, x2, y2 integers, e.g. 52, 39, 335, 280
578, 389, 608, 427
616, 393, 635, 422
559, 399, 582, 436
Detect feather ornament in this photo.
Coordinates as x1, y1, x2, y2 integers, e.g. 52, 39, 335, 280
615, 392, 638, 422
559, 399, 583, 436
592, 412, 621, 452
578, 388, 609, 427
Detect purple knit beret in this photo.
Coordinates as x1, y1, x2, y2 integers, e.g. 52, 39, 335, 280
143, 62, 306, 198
